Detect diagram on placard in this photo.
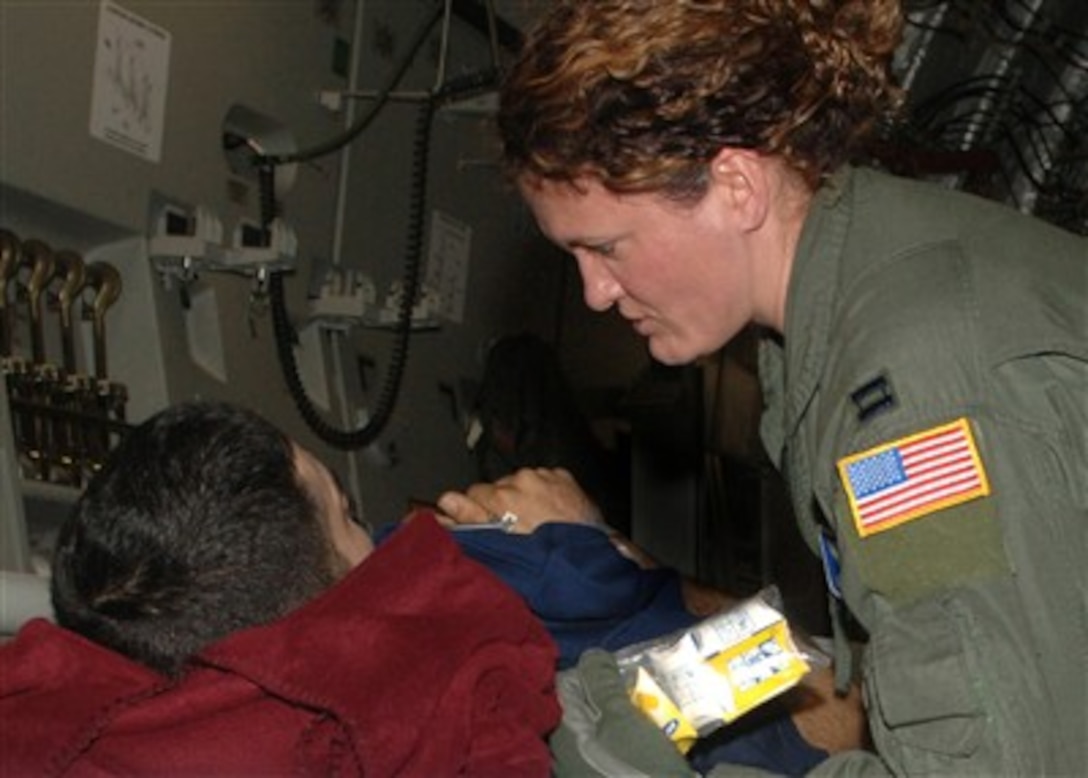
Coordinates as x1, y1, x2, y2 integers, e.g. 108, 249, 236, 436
89, 0, 171, 163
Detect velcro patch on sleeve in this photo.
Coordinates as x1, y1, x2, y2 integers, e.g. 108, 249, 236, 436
838, 418, 990, 538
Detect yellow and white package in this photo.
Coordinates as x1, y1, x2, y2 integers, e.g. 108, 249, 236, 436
614, 586, 820, 753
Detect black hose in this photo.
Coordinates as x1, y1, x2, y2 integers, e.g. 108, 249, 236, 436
264, 4, 443, 167
252, 2, 501, 449
268, 98, 435, 450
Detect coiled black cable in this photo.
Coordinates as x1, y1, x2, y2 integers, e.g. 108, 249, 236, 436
267, 98, 435, 450
252, 0, 501, 449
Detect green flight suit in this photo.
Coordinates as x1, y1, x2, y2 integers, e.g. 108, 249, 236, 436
759, 166, 1087, 775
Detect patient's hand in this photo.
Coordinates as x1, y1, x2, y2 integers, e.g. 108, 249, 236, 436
436, 467, 603, 534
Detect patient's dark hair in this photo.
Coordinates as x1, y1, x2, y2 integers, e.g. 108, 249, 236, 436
51, 401, 338, 677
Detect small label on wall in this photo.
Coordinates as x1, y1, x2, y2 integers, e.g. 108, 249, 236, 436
425, 210, 472, 324
89, 0, 171, 163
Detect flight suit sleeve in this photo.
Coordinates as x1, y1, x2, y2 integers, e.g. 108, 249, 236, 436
787, 223, 1088, 775
549, 650, 697, 778
813, 353, 1087, 774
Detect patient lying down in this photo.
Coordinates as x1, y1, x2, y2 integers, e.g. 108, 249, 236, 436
0, 401, 865, 776
0, 401, 558, 775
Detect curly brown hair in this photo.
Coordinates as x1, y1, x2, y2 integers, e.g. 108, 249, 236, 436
499, 0, 904, 198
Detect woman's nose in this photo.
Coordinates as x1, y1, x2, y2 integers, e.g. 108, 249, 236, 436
574, 254, 622, 312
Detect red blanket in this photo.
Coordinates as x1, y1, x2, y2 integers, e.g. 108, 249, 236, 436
0, 515, 560, 776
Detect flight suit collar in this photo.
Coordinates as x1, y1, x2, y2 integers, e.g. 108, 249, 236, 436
759, 166, 854, 464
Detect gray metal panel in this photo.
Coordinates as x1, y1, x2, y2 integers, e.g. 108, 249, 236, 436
0, 375, 31, 573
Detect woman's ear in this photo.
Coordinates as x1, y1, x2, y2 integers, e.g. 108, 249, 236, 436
708, 147, 771, 232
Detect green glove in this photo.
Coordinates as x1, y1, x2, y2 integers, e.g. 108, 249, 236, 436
549, 649, 696, 777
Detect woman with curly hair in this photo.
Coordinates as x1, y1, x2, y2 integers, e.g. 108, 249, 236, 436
438, 1, 1087, 774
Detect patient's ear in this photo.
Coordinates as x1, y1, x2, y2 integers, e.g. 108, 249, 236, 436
708, 147, 771, 232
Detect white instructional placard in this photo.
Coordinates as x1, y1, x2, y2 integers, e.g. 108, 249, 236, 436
89, 0, 171, 162
425, 210, 472, 324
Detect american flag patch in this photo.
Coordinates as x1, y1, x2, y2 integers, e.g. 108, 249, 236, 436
838, 418, 990, 538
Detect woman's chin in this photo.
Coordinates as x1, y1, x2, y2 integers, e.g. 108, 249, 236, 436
647, 335, 698, 366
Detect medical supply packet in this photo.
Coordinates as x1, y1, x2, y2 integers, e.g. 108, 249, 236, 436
614, 585, 823, 753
